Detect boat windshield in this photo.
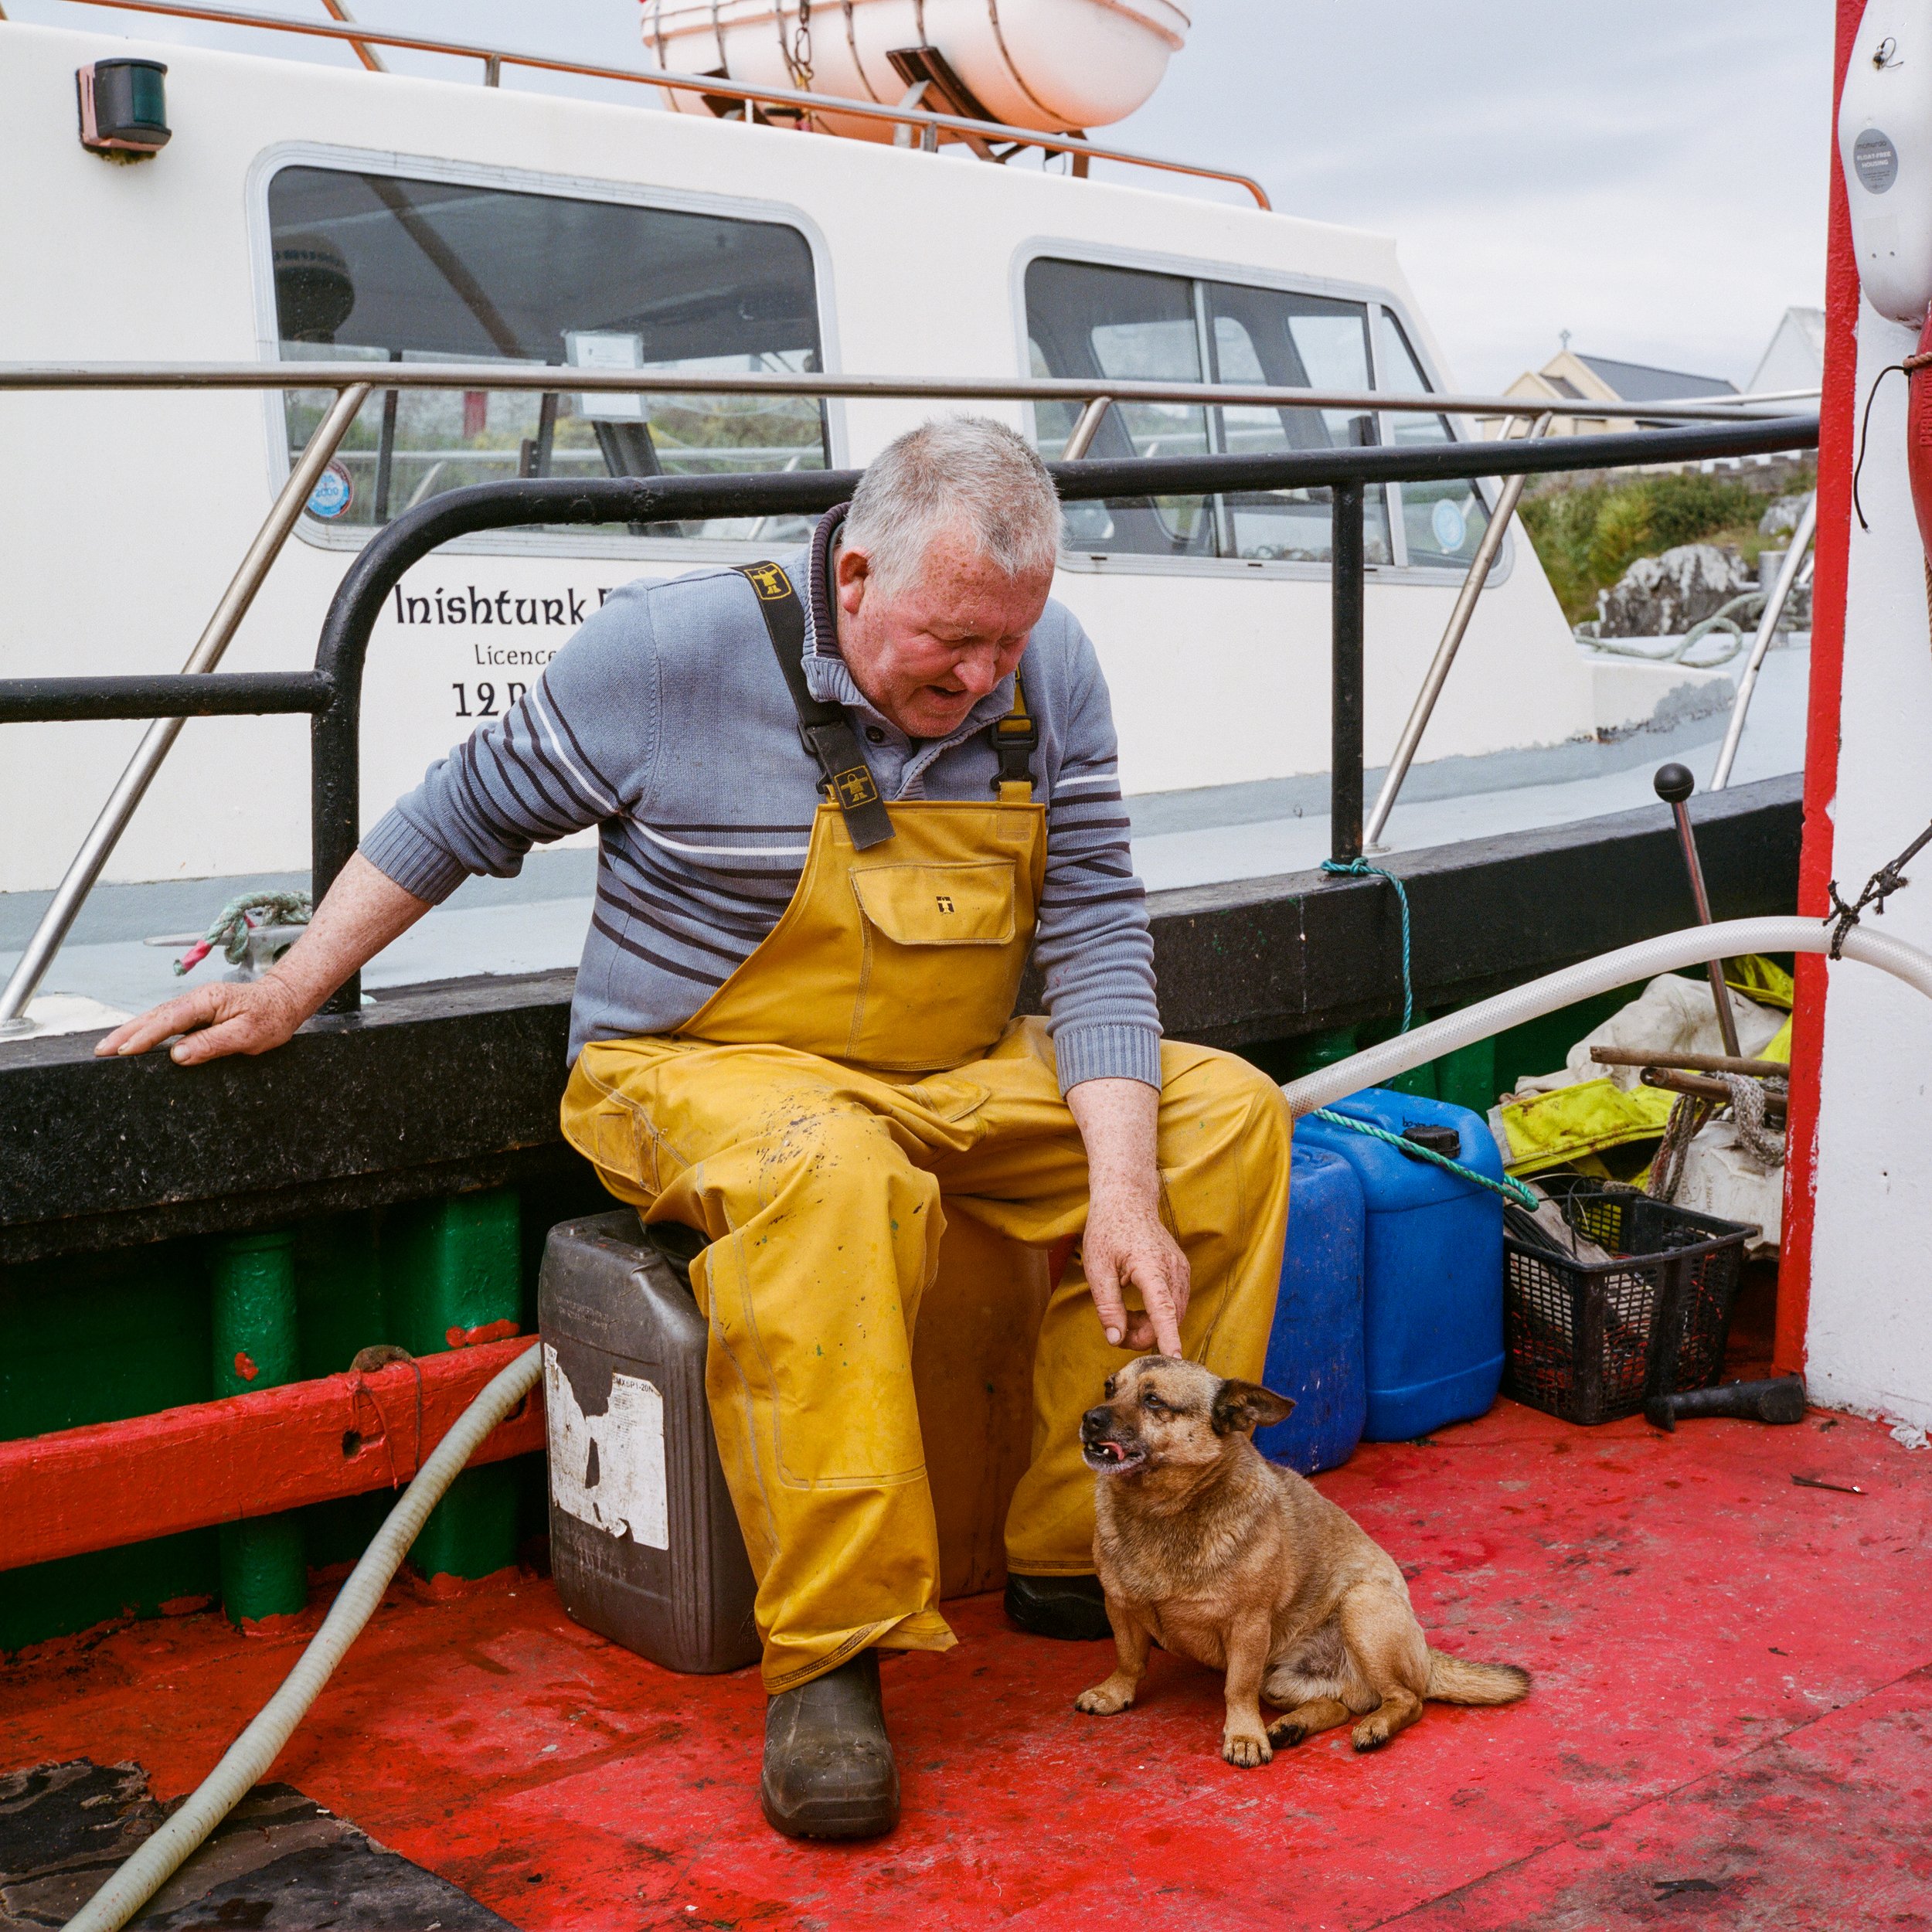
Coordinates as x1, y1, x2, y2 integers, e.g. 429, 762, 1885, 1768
267, 164, 829, 543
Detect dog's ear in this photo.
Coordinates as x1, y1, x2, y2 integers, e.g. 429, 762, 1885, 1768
1211, 1379, 1297, 1435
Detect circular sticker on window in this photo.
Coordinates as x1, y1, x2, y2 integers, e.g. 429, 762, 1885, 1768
307, 460, 354, 520
1430, 498, 1468, 553
1854, 127, 1900, 194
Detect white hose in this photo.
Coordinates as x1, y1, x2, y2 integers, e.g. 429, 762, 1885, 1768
1280, 916, 1932, 1117
64, 1342, 543, 1932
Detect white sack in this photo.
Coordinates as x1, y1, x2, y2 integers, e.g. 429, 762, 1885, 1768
1515, 975, 1786, 1096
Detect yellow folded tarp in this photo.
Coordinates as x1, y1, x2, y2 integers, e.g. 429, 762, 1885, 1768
1498, 1077, 1678, 1177
1498, 1015, 1791, 1179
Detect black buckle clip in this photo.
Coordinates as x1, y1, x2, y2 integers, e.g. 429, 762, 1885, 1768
990, 711, 1038, 791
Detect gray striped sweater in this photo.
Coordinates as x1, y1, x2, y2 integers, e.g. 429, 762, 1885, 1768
362, 507, 1160, 1087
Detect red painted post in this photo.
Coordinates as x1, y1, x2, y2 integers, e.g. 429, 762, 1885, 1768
1775, 0, 1863, 1376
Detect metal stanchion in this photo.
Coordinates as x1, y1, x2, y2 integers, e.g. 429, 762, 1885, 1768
1654, 762, 1743, 1060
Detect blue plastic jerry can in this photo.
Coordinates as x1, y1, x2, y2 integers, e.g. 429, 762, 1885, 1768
1294, 1089, 1505, 1441
1256, 1145, 1366, 1475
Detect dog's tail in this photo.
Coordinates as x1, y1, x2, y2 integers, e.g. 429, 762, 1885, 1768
1425, 1648, 1531, 1705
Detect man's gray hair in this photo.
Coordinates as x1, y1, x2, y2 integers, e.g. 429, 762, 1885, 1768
843, 415, 1063, 594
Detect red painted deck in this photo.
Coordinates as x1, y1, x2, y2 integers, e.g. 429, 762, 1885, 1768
4, 1388, 1930, 1930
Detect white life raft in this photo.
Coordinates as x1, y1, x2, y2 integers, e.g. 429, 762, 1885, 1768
639, 0, 1192, 140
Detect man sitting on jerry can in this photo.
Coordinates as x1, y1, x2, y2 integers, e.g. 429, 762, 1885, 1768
101, 417, 1294, 1842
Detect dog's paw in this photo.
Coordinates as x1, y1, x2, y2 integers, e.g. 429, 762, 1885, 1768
1075, 1682, 1134, 1716
1222, 1726, 1273, 1769
1266, 1716, 1308, 1748
1351, 1716, 1393, 1753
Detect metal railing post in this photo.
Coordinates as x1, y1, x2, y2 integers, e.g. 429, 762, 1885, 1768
317, 0, 384, 70
0, 383, 371, 1034
1060, 396, 1113, 461
1329, 480, 1366, 866
1709, 492, 1818, 791
1363, 412, 1553, 851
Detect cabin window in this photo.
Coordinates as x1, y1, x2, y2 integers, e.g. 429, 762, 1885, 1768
1024, 257, 1392, 566
266, 165, 828, 542
1027, 263, 1214, 553
1375, 310, 1492, 568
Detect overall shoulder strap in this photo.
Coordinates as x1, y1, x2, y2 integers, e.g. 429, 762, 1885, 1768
734, 562, 894, 851
988, 672, 1037, 798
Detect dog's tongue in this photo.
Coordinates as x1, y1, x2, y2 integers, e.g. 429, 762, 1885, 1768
1094, 1440, 1126, 1462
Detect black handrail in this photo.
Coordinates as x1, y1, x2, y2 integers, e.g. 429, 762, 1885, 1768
2, 412, 1819, 1019
0, 671, 334, 725
1331, 481, 1366, 861
1036, 411, 1819, 497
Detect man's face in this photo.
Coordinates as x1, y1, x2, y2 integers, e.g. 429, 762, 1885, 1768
834, 527, 1052, 740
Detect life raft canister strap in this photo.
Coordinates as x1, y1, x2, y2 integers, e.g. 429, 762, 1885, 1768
736, 561, 896, 851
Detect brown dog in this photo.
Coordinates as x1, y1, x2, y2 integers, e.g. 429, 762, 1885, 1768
1075, 1356, 1529, 1767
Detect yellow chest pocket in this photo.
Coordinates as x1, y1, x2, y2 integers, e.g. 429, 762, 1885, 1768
850, 861, 1018, 947
846, 860, 1028, 1068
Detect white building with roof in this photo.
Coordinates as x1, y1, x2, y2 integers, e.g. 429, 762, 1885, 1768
1749, 305, 1827, 398
1480, 347, 1737, 439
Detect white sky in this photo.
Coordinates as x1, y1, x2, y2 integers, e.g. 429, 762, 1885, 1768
13, 0, 1832, 393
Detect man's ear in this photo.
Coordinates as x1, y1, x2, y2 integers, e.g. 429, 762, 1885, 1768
1211, 1379, 1297, 1436
834, 540, 872, 617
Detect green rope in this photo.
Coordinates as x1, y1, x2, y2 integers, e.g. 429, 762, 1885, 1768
1311, 1107, 1540, 1210
1314, 859, 1530, 1205
1321, 857, 1413, 1032
172, 890, 312, 976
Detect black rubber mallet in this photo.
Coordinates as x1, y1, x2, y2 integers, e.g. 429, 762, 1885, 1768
1645, 1376, 1808, 1430
1655, 763, 1743, 1060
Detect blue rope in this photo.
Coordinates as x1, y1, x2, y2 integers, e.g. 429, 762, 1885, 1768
1311, 1107, 1540, 1210
1320, 858, 1412, 1033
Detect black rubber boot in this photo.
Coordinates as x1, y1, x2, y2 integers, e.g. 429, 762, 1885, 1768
760, 1650, 900, 1840
1003, 1572, 1111, 1641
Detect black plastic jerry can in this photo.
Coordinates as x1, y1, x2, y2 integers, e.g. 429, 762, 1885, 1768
538, 1210, 759, 1674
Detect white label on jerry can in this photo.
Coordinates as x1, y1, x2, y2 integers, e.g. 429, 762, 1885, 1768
544, 1344, 670, 1550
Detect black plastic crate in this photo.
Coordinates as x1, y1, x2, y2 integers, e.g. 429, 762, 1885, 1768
1502, 1178, 1757, 1426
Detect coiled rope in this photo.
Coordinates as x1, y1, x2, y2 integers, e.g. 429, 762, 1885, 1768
1644, 1094, 1711, 1202
1724, 1069, 1788, 1167
172, 891, 313, 977
1574, 586, 1773, 670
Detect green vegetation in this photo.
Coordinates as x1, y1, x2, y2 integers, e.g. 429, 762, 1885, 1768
1520, 465, 1815, 624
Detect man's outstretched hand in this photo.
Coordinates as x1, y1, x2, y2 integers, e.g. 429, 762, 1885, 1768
1080, 1185, 1190, 1357
96, 978, 308, 1066
1066, 1074, 1190, 1357
92, 854, 433, 1066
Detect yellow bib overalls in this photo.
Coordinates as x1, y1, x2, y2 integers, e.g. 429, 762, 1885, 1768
561, 565, 1291, 1691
